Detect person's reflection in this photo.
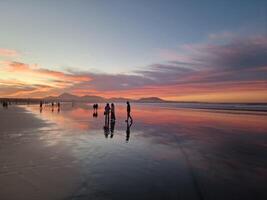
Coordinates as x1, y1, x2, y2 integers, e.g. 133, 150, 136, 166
93, 110, 98, 118
103, 123, 109, 138
126, 121, 132, 142
110, 120, 115, 138
40, 107, 42, 113
104, 113, 110, 138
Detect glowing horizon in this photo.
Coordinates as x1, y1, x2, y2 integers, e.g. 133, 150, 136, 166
0, 1, 267, 103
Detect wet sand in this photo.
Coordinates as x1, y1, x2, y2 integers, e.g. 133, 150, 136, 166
0, 106, 81, 200
0, 103, 267, 200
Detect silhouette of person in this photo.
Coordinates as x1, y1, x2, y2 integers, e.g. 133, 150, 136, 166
126, 121, 132, 142
93, 105, 98, 118
57, 102, 60, 113
125, 101, 133, 123
103, 120, 110, 138
111, 103, 116, 122
110, 120, 115, 138
40, 101, 43, 109
104, 103, 110, 125
3, 101, 8, 108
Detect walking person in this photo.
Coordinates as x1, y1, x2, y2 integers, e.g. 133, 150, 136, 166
125, 101, 133, 123
111, 103, 116, 122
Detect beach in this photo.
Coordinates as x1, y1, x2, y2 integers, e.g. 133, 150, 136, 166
0, 106, 83, 200
0, 103, 266, 200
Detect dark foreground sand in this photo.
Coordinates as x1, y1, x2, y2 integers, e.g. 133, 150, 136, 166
0, 106, 81, 200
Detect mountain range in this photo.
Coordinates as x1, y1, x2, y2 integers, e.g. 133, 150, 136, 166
45, 93, 167, 103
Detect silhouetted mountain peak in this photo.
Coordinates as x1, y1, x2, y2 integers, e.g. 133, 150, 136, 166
137, 97, 164, 102
58, 93, 78, 99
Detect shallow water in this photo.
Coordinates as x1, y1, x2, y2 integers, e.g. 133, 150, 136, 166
2, 103, 267, 200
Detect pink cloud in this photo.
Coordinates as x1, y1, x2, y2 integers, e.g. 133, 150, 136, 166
1, 34, 267, 102
208, 31, 235, 40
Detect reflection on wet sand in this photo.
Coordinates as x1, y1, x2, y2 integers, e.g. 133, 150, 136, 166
21, 103, 267, 200
110, 120, 115, 138
126, 120, 132, 142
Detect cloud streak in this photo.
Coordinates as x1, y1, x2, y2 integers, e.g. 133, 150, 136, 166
0, 61, 91, 97
0, 48, 19, 57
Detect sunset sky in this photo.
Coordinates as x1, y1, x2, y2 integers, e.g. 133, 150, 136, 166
0, 0, 267, 102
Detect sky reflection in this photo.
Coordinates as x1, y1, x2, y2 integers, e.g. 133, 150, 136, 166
23, 103, 267, 199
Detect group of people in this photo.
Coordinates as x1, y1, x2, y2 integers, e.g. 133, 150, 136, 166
103, 101, 132, 123
102, 101, 133, 141
104, 103, 116, 124
93, 103, 99, 111
103, 103, 116, 138
93, 104, 99, 117
2, 101, 9, 108
39, 101, 61, 113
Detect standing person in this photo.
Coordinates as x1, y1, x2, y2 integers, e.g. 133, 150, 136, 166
57, 102, 61, 112
125, 101, 133, 123
104, 103, 110, 125
111, 103, 116, 122
40, 101, 43, 113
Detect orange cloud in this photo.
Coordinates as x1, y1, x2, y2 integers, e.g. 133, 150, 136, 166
5, 61, 90, 83
7, 61, 30, 71
0, 48, 19, 57
0, 61, 91, 97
